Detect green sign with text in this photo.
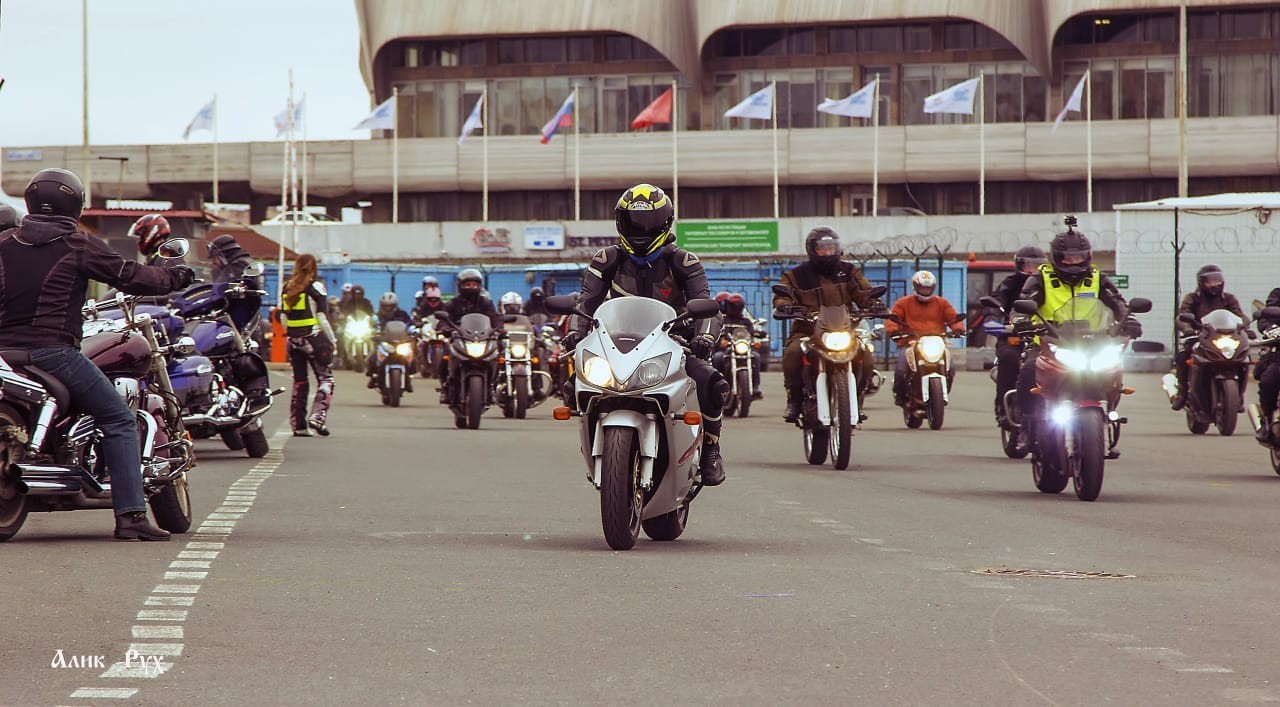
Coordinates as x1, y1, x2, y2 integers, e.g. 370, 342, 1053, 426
1110, 274, 1129, 289
675, 221, 779, 254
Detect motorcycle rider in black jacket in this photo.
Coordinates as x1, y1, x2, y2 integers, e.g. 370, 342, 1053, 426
1171, 264, 1247, 411
0, 168, 194, 540
562, 184, 727, 486
988, 245, 1046, 424
440, 268, 503, 405
1255, 288, 1280, 444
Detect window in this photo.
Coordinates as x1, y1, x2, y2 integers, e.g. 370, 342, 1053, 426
1189, 12, 1220, 41
786, 70, 817, 128
459, 41, 485, 66
520, 78, 547, 134
819, 69, 853, 128
828, 27, 856, 53
493, 79, 520, 135
528, 38, 566, 63
903, 25, 932, 52
858, 26, 901, 52
497, 39, 525, 64
604, 35, 633, 61
599, 76, 628, 132
404, 45, 420, 68
568, 37, 593, 62
788, 29, 816, 55
943, 23, 975, 50
741, 29, 787, 56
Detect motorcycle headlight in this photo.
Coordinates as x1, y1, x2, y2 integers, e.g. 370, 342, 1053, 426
395, 342, 414, 357
464, 341, 488, 358
1050, 344, 1089, 371
1089, 344, 1123, 372
629, 353, 671, 390
378, 342, 393, 354
345, 319, 371, 338
580, 353, 616, 389
732, 340, 750, 355
510, 342, 529, 358
1213, 335, 1239, 359
918, 336, 946, 363
821, 331, 853, 351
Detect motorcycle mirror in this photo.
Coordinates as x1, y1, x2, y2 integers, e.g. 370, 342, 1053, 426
432, 311, 451, 322
866, 285, 888, 300
1177, 312, 1197, 324
172, 336, 197, 357
244, 261, 265, 277
979, 296, 1002, 310
544, 295, 581, 316
1128, 298, 1153, 315
771, 284, 793, 298
503, 314, 519, 323
157, 238, 190, 259
873, 323, 885, 333
1248, 329, 1259, 340
686, 298, 721, 319
1261, 306, 1280, 321
1012, 299, 1039, 315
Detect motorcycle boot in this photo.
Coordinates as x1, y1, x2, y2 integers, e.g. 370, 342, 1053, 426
698, 416, 725, 486
1257, 414, 1274, 445
114, 511, 171, 541
783, 387, 803, 423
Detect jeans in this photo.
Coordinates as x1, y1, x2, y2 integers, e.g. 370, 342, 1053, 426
28, 346, 144, 515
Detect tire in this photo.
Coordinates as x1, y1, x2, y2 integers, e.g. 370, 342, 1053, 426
1271, 447, 1280, 477
642, 503, 688, 541
0, 403, 29, 541
1001, 426, 1029, 459
904, 405, 923, 429
387, 369, 403, 408
501, 384, 515, 418
150, 473, 193, 533
1072, 408, 1107, 502
599, 427, 642, 550
466, 375, 485, 430
829, 369, 853, 470
220, 428, 245, 451
1216, 379, 1240, 436
1186, 408, 1210, 434
241, 426, 270, 458
926, 377, 946, 430
1032, 455, 1069, 494
737, 369, 752, 418
804, 425, 829, 465
514, 375, 529, 419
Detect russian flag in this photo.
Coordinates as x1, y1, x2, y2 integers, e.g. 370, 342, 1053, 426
539, 93, 574, 144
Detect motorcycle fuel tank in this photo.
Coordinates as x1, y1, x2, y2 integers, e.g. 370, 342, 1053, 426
192, 320, 238, 358
83, 330, 153, 378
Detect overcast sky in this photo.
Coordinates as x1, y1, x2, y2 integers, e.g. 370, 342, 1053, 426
0, 0, 372, 148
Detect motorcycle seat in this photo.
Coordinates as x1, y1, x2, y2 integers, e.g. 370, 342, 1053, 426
0, 349, 73, 414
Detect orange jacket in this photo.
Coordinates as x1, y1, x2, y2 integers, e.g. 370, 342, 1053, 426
885, 295, 964, 343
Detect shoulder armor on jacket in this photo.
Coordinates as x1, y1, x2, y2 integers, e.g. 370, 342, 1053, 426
313, 281, 328, 297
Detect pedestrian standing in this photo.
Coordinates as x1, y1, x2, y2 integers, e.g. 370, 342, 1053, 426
281, 254, 335, 436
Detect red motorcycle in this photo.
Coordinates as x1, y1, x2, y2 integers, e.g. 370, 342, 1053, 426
1012, 295, 1151, 501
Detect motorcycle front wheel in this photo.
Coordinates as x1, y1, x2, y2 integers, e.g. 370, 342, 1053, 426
514, 374, 529, 419
387, 369, 403, 408
466, 375, 485, 429
737, 369, 752, 418
829, 369, 852, 470
1216, 378, 1240, 436
600, 426, 642, 550
1071, 408, 1107, 501
926, 378, 946, 430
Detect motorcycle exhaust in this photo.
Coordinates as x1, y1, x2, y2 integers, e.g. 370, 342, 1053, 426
13, 463, 84, 495
1160, 373, 1178, 404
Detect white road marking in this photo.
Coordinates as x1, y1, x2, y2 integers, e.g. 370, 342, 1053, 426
132, 626, 183, 639
136, 610, 187, 621
164, 571, 209, 580
144, 596, 194, 607
185, 542, 224, 549
100, 661, 173, 679
152, 584, 200, 594
169, 561, 211, 569
178, 551, 219, 559
70, 688, 138, 699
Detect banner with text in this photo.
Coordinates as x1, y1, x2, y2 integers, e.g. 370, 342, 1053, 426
675, 221, 779, 254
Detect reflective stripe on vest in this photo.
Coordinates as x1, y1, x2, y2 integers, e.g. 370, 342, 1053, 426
1038, 263, 1100, 322
282, 290, 318, 330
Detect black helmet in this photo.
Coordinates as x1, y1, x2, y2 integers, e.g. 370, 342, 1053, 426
352, 284, 365, 298
614, 184, 674, 262
457, 268, 484, 297
528, 287, 544, 300
1049, 217, 1092, 286
1014, 245, 1046, 275
805, 226, 842, 273
0, 205, 20, 230
24, 168, 85, 219
1196, 264, 1225, 297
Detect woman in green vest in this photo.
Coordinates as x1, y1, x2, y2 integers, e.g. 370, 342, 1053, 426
281, 254, 336, 436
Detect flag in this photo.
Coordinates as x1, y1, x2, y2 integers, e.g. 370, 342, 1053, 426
724, 84, 773, 120
458, 94, 484, 145
923, 77, 980, 115
818, 78, 877, 119
183, 98, 215, 140
353, 95, 395, 131
1053, 72, 1088, 133
539, 93, 574, 144
274, 97, 305, 137
630, 87, 673, 130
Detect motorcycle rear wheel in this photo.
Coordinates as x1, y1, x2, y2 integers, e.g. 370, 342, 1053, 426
737, 369, 752, 418
829, 370, 852, 470
1271, 447, 1280, 476
926, 378, 946, 430
150, 473, 193, 533
220, 428, 246, 451
1072, 408, 1107, 501
1216, 379, 1240, 436
241, 426, 270, 458
0, 403, 29, 541
642, 502, 688, 541
600, 426, 642, 550
466, 376, 485, 429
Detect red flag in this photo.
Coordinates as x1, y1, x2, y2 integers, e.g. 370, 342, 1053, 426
630, 88, 673, 130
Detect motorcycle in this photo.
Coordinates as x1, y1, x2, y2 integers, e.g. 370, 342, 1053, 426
545, 294, 721, 551
772, 283, 889, 471
752, 316, 772, 372
719, 322, 761, 418
0, 284, 198, 541
1162, 309, 1252, 436
341, 313, 375, 371
1012, 295, 1151, 501
1247, 306, 1280, 474
890, 319, 965, 431
374, 320, 415, 408
856, 319, 884, 396
415, 316, 448, 379
979, 295, 1030, 459
435, 311, 499, 429
496, 314, 551, 419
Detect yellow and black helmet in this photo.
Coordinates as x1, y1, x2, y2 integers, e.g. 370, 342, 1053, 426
614, 183, 674, 259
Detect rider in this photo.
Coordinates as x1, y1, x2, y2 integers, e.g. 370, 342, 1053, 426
366, 292, 412, 389
412, 276, 445, 321
885, 271, 965, 406
500, 291, 525, 318
340, 284, 374, 319
207, 233, 255, 283
562, 183, 728, 486
1171, 264, 1246, 411
1, 168, 194, 540
524, 287, 548, 318
0, 204, 21, 230
989, 246, 1047, 424
1255, 288, 1280, 444
440, 269, 503, 404
128, 214, 174, 266
712, 293, 763, 400
1015, 218, 1140, 443
774, 227, 879, 423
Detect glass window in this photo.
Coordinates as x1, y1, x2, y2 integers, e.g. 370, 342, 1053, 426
943, 23, 974, 50
903, 25, 932, 52
568, 37, 593, 62
993, 70, 1021, 123
493, 79, 521, 135
600, 76, 628, 132
461, 83, 484, 138
1088, 61, 1115, 120
901, 65, 934, 125
434, 81, 460, 137
975, 25, 1014, 50
1221, 54, 1269, 116
1222, 11, 1268, 39
788, 70, 817, 128
1022, 74, 1046, 122
634, 40, 662, 61
829, 27, 856, 53
1188, 55, 1220, 117
858, 26, 901, 52
603, 35, 632, 61
404, 45, 420, 68
626, 75, 653, 130
742, 29, 787, 56
1119, 59, 1147, 119
1143, 15, 1175, 43
1189, 12, 1219, 41
460, 41, 485, 66
528, 38, 566, 63
545, 76, 573, 130
1145, 57, 1173, 119
789, 29, 816, 55
863, 67, 892, 124
570, 78, 595, 133
1062, 62, 1088, 126
497, 39, 525, 64
520, 78, 547, 134
819, 68, 853, 128
436, 42, 459, 67
413, 84, 435, 137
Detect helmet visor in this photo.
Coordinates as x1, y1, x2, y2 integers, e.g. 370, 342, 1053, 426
1200, 272, 1224, 288
1019, 256, 1046, 274
1057, 249, 1089, 266
459, 281, 481, 294
619, 209, 670, 253
812, 239, 840, 257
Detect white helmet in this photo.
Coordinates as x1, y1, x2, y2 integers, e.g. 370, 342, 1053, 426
911, 271, 937, 301
341, 282, 353, 294
500, 291, 524, 314
379, 291, 398, 307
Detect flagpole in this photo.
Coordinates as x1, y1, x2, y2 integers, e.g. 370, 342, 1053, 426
672, 78, 679, 220
1086, 72, 1093, 213
212, 94, 219, 207
288, 74, 299, 267
277, 70, 291, 309
978, 74, 986, 216
392, 86, 400, 224
482, 86, 489, 222
573, 84, 581, 222
771, 80, 779, 219
871, 76, 880, 218
301, 92, 309, 211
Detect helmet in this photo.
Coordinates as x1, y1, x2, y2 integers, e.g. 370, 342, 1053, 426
1014, 245, 1047, 275
1197, 264, 1225, 297
422, 275, 439, 289
379, 292, 398, 308
1049, 218, 1092, 286
805, 226, 842, 272
614, 183, 674, 262
912, 271, 937, 300
714, 291, 731, 303
457, 268, 484, 297
24, 168, 85, 219
423, 286, 442, 302
128, 214, 172, 256
528, 287, 544, 300
342, 282, 353, 295
726, 293, 746, 318
500, 291, 524, 315
0, 205, 20, 230
352, 284, 365, 298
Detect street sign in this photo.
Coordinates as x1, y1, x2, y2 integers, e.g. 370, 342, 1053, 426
1111, 274, 1129, 289
524, 223, 564, 250
675, 221, 778, 254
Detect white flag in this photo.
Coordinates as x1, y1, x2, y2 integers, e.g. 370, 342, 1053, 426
923, 77, 980, 115
273, 98, 305, 137
818, 78, 877, 119
353, 95, 396, 131
458, 94, 484, 145
1052, 72, 1089, 134
183, 98, 215, 140
724, 84, 774, 120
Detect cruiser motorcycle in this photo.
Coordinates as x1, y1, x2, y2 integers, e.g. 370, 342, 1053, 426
341, 312, 375, 371
546, 294, 721, 550
719, 322, 760, 418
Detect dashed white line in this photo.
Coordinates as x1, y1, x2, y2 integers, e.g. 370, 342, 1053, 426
69, 687, 138, 699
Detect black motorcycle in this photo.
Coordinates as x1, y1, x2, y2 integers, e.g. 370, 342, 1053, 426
980, 295, 1030, 459
1248, 306, 1280, 474
1169, 309, 1252, 436
435, 312, 500, 429
374, 321, 415, 408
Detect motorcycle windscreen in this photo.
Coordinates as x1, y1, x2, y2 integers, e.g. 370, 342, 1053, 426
505, 314, 534, 332
381, 320, 410, 342
457, 313, 492, 339
594, 298, 675, 353
1049, 296, 1115, 337
1201, 308, 1243, 333
816, 304, 852, 334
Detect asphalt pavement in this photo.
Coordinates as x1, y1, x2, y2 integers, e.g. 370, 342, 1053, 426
6, 366, 1280, 706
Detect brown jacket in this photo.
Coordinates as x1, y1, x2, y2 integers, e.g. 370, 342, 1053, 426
774, 261, 876, 337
